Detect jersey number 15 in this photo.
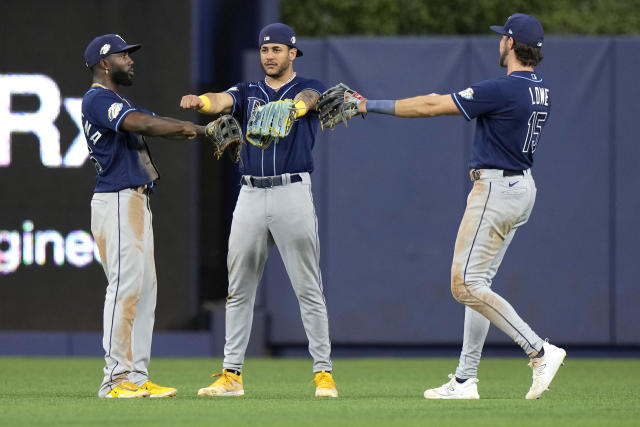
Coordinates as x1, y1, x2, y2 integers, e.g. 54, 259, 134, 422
522, 111, 547, 154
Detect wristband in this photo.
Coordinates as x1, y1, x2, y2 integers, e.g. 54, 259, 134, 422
197, 95, 211, 113
366, 99, 396, 115
293, 100, 308, 118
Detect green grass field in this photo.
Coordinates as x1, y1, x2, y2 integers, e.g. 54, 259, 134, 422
0, 357, 638, 426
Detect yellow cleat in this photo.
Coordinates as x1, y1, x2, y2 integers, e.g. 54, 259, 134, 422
197, 369, 244, 397
140, 380, 177, 398
105, 381, 150, 399
314, 370, 338, 398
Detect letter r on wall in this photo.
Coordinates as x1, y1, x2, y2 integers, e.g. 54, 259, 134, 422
0, 74, 62, 167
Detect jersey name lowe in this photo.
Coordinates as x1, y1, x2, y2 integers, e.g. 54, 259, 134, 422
451, 71, 551, 171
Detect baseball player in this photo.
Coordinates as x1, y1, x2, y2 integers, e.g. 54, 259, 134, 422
82, 34, 204, 398
180, 23, 338, 398
326, 13, 564, 399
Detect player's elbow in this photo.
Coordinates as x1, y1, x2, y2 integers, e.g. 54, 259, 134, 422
421, 95, 457, 118
414, 99, 440, 118
120, 112, 153, 135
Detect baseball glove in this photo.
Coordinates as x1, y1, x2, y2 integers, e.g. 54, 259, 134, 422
246, 99, 301, 149
317, 83, 365, 130
205, 115, 244, 163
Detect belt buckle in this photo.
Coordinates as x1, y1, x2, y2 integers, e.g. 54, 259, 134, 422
263, 177, 273, 188
470, 169, 481, 181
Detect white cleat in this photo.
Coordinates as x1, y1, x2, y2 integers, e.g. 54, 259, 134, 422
526, 341, 567, 399
424, 374, 480, 399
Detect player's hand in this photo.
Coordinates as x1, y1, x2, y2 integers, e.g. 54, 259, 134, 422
358, 98, 368, 114
180, 94, 204, 110
183, 121, 199, 139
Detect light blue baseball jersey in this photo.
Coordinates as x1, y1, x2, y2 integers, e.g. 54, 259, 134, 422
451, 70, 551, 170
225, 76, 326, 176
81, 85, 159, 192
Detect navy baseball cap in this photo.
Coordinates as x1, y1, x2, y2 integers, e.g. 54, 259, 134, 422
490, 13, 544, 48
84, 34, 141, 68
258, 23, 303, 57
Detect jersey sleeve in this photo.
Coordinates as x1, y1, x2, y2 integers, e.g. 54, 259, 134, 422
225, 82, 247, 116
450, 79, 506, 121
86, 90, 141, 131
137, 106, 155, 116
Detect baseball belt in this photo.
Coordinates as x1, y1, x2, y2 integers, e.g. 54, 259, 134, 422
243, 174, 303, 188
470, 169, 524, 181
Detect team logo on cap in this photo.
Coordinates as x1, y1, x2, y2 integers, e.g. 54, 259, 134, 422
263, 36, 270, 41
108, 102, 123, 121
100, 44, 111, 55
458, 87, 474, 100
508, 29, 513, 34
290, 36, 296, 44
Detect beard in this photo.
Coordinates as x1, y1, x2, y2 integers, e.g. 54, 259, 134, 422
112, 68, 134, 86
498, 48, 508, 67
261, 60, 290, 78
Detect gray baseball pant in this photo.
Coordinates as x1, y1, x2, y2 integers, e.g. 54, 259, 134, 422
451, 169, 544, 380
223, 172, 332, 373
91, 188, 157, 397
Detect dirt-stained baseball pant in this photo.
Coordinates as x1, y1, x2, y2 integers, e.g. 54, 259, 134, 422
224, 172, 332, 373
451, 169, 544, 379
91, 188, 157, 397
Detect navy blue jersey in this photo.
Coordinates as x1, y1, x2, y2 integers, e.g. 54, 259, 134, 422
225, 76, 325, 176
451, 71, 551, 170
81, 85, 159, 192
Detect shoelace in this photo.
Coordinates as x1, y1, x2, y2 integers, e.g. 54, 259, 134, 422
528, 358, 546, 378
211, 372, 237, 386
314, 372, 335, 388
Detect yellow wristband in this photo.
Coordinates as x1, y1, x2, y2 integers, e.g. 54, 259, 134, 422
197, 95, 211, 113
293, 99, 308, 118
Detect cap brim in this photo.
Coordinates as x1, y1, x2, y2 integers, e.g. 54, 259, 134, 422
113, 43, 142, 55
489, 25, 506, 36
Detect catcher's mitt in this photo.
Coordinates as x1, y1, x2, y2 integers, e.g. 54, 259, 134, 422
205, 115, 244, 163
246, 99, 303, 149
317, 83, 365, 130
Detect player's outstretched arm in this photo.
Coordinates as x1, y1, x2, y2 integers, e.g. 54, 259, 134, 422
180, 92, 234, 115
292, 89, 320, 117
121, 111, 204, 140
360, 94, 460, 118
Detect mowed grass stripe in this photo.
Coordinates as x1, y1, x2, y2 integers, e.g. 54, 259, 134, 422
0, 358, 637, 427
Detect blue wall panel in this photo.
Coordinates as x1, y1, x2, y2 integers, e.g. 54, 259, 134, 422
614, 38, 640, 345
322, 38, 468, 343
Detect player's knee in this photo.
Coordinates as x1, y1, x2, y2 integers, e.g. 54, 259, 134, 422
451, 280, 467, 304
450, 274, 474, 305
450, 269, 466, 303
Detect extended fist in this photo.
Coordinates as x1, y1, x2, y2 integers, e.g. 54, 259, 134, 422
180, 94, 205, 110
